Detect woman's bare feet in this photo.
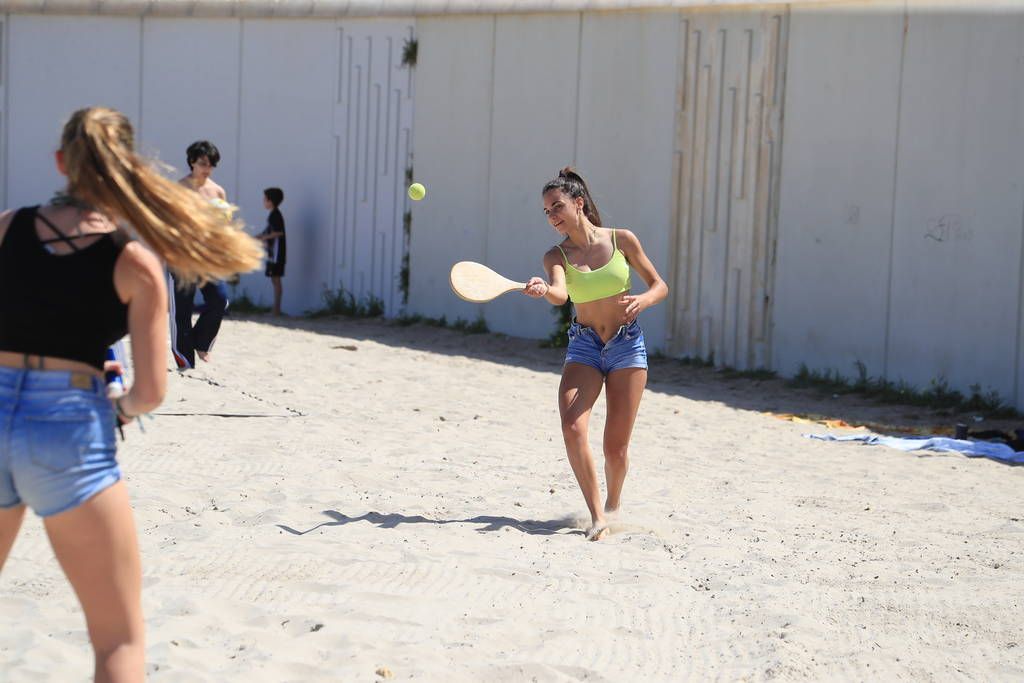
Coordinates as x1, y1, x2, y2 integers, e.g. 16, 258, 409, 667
197, 350, 211, 362
586, 520, 610, 541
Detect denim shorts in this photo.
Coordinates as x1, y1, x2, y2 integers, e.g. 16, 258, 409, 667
565, 319, 649, 375
0, 366, 120, 517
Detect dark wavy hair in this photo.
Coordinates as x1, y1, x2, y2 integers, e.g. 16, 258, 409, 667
542, 167, 601, 227
186, 140, 221, 170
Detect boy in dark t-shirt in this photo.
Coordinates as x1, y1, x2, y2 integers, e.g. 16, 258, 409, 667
258, 187, 286, 315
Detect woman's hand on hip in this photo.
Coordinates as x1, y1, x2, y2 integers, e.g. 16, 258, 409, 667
620, 294, 645, 323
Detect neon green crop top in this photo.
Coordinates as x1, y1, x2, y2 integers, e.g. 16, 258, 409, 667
558, 229, 632, 304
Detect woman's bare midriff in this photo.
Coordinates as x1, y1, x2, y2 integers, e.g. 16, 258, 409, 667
0, 350, 103, 377
574, 292, 632, 343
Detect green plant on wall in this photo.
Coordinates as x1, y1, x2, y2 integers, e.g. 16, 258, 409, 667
306, 284, 384, 319
787, 361, 1018, 417
401, 37, 418, 68
227, 286, 271, 315
542, 301, 573, 348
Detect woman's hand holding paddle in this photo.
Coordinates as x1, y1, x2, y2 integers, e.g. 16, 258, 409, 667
523, 277, 549, 298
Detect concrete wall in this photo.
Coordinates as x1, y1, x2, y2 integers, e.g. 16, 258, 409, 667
774, 2, 1024, 408
5, 6, 1023, 410
410, 11, 678, 347
773, 3, 903, 379
0, 14, 412, 316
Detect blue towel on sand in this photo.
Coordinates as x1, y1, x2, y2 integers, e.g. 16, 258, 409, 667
806, 433, 1024, 464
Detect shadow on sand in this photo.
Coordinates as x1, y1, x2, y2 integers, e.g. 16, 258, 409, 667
233, 313, 1020, 438
277, 510, 581, 537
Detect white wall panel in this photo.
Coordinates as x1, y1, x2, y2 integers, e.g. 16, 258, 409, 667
332, 18, 415, 314
481, 14, 581, 340
6, 15, 140, 207
575, 11, 678, 352
670, 8, 788, 368
3, 14, 411, 318
773, 3, 903, 378
888, 8, 1024, 402
408, 16, 495, 323
138, 19, 241, 196
235, 19, 336, 315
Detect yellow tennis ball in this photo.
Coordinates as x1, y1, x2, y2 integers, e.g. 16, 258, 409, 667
408, 182, 426, 201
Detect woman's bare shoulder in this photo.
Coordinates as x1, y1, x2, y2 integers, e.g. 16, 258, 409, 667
612, 227, 641, 246
545, 242, 568, 258
0, 209, 17, 247
118, 240, 165, 282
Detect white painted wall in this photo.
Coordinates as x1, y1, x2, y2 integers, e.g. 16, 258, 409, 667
774, 3, 903, 380
7, 15, 141, 205
775, 2, 1024, 409
411, 11, 679, 347
6, 7, 1024, 410
407, 16, 495, 325
139, 19, 241, 196
887, 7, 1024, 404
330, 20, 415, 314
235, 18, 337, 314
1, 14, 410, 318
575, 11, 679, 352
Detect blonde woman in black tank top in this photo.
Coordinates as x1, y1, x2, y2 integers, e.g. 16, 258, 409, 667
0, 108, 262, 681
524, 168, 668, 541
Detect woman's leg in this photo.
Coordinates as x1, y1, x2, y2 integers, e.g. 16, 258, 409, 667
602, 367, 647, 514
44, 482, 144, 683
558, 363, 606, 538
271, 276, 282, 315
0, 504, 26, 572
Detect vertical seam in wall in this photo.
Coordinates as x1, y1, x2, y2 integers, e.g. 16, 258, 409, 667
1015, 194, 1024, 406
765, 10, 789, 370
385, 34, 393, 308
711, 29, 726, 237
363, 36, 372, 203
234, 18, 244, 201
2, 14, 8, 208
484, 16, 497, 264
882, 5, 908, 379
331, 25, 343, 291
572, 12, 583, 165
137, 17, 144, 138
666, 13, 688, 352
721, 85, 736, 363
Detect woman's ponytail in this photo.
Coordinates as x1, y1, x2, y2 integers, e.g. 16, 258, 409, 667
61, 107, 263, 284
542, 166, 602, 226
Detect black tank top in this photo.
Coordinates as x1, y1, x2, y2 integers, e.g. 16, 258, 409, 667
0, 206, 131, 371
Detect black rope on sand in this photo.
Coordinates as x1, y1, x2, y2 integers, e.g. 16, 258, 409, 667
173, 372, 307, 417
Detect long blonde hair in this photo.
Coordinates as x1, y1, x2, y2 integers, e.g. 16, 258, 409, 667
60, 107, 263, 283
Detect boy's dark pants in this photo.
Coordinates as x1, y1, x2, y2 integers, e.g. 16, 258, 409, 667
171, 279, 229, 368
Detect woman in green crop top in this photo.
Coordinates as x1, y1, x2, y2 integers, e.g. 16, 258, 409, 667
524, 168, 668, 541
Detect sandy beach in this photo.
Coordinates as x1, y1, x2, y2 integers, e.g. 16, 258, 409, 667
1, 315, 1022, 681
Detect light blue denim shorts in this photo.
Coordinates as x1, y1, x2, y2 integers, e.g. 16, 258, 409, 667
0, 366, 120, 517
565, 319, 648, 375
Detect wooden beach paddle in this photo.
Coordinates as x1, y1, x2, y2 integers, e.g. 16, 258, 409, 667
449, 261, 527, 303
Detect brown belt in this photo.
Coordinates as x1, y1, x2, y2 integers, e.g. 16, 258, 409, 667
17, 353, 99, 391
